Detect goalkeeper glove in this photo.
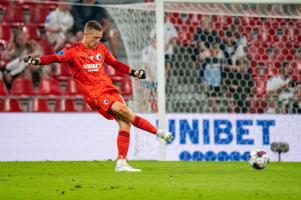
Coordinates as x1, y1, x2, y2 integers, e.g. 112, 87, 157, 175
130, 69, 146, 79
24, 56, 40, 65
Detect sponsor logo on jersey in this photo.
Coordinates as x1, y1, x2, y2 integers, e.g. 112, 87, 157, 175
83, 63, 100, 72
57, 50, 65, 56
104, 99, 109, 105
96, 54, 101, 60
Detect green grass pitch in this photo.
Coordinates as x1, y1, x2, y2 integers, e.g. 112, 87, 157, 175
0, 161, 300, 200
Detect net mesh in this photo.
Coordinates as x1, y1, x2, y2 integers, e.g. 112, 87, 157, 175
104, 2, 301, 160
106, 3, 301, 115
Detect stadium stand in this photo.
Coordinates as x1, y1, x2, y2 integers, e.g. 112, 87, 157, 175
1, 1, 300, 113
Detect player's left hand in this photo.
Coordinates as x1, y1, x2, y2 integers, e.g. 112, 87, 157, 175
130, 69, 146, 79
24, 56, 40, 66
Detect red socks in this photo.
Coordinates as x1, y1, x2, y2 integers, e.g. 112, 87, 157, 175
131, 115, 157, 134
117, 116, 157, 159
117, 130, 130, 159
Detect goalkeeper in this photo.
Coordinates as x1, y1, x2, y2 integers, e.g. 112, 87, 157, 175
24, 20, 173, 172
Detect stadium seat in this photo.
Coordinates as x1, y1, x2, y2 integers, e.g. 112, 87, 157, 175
0, 79, 8, 111
38, 77, 62, 96
63, 79, 82, 112
249, 98, 267, 113
81, 101, 93, 112
0, 24, 12, 42
65, 79, 81, 97
0, 79, 8, 96
54, 99, 77, 112
22, 24, 40, 40
39, 39, 54, 55
10, 77, 35, 97
30, 5, 56, 26
3, 5, 25, 25
32, 98, 51, 112
0, 0, 9, 7
253, 77, 268, 98
37, 78, 62, 112
53, 63, 72, 80
1, 98, 23, 112
166, 13, 177, 24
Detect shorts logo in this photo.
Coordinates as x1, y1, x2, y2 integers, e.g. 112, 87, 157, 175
57, 50, 65, 56
96, 54, 101, 60
104, 99, 109, 105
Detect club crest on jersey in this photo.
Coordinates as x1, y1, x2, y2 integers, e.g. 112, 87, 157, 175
57, 50, 65, 56
96, 54, 101, 60
104, 99, 109, 105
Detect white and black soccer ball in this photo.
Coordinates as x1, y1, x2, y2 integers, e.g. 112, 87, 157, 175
248, 149, 269, 170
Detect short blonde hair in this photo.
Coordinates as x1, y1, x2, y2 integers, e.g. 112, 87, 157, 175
84, 20, 103, 32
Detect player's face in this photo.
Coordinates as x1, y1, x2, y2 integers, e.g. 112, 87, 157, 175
84, 30, 103, 48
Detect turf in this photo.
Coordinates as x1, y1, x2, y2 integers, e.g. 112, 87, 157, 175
0, 161, 300, 200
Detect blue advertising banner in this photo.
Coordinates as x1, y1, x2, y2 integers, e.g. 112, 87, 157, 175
163, 114, 300, 162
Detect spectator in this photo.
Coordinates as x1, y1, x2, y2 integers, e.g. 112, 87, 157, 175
228, 58, 254, 113
141, 30, 157, 112
72, 0, 119, 57
164, 18, 178, 75
220, 30, 237, 66
200, 43, 224, 112
0, 39, 6, 70
291, 84, 301, 113
164, 17, 178, 60
231, 30, 247, 65
44, 0, 74, 52
1, 29, 43, 89
142, 25, 178, 79
142, 30, 157, 80
193, 22, 221, 62
198, 41, 211, 62
266, 61, 295, 113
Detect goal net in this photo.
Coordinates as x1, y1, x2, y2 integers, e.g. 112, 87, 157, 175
105, 1, 301, 160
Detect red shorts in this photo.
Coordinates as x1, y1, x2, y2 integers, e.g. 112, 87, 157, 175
85, 91, 125, 120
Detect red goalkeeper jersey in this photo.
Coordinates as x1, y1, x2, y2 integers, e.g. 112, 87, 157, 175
40, 42, 130, 99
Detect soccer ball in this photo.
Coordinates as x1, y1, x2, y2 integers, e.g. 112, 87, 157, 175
248, 149, 269, 170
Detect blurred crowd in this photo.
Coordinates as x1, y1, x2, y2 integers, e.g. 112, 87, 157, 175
1, 0, 301, 114
0, 0, 123, 112
164, 13, 301, 114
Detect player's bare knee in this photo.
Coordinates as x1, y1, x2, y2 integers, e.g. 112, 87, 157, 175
118, 104, 130, 116
120, 122, 131, 131
116, 118, 131, 132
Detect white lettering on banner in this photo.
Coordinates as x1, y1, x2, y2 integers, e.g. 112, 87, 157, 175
83, 64, 100, 72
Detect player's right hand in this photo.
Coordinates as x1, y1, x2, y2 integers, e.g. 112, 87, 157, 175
24, 56, 40, 66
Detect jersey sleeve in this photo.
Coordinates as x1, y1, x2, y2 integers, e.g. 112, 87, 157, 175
55, 47, 74, 63
103, 44, 117, 65
102, 44, 131, 74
